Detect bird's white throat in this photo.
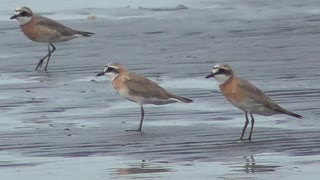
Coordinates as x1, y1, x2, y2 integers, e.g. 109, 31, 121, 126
16, 16, 32, 25
214, 74, 231, 85
105, 72, 119, 81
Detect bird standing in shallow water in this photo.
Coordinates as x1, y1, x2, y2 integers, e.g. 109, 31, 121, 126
206, 63, 302, 141
97, 62, 193, 132
10, 6, 94, 71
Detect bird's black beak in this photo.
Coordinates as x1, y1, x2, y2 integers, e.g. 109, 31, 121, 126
10, 14, 18, 19
96, 72, 105, 76
205, 73, 215, 79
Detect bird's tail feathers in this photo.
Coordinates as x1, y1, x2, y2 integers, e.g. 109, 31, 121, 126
76, 31, 94, 37
275, 108, 302, 119
170, 94, 193, 103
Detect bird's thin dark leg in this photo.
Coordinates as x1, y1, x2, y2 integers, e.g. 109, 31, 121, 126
36, 43, 50, 70
248, 113, 255, 141
137, 106, 144, 132
126, 105, 144, 132
240, 112, 249, 141
44, 43, 56, 71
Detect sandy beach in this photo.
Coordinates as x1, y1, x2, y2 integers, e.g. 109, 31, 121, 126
0, 0, 320, 179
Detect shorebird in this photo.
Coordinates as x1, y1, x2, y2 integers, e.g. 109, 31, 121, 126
97, 62, 193, 132
10, 6, 94, 71
205, 63, 302, 141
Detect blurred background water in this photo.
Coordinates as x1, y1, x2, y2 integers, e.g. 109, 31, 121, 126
0, 0, 319, 20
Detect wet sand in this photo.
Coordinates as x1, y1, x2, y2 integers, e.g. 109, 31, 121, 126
0, 0, 320, 179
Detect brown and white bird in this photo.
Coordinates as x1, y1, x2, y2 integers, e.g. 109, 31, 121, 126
97, 62, 193, 132
205, 63, 302, 141
10, 6, 94, 71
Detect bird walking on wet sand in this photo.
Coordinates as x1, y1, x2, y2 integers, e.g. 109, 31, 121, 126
205, 63, 302, 141
97, 62, 193, 132
10, 6, 94, 71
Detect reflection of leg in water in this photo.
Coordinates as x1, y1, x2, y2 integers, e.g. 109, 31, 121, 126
251, 156, 255, 173
242, 155, 280, 173
243, 155, 255, 173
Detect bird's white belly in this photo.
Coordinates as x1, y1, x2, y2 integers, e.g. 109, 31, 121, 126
231, 99, 276, 116
35, 34, 78, 43
52, 35, 79, 43
117, 88, 177, 105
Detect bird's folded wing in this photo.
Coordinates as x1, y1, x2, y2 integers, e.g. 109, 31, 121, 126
237, 78, 276, 109
125, 73, 170, 99
35, 15, 75, 36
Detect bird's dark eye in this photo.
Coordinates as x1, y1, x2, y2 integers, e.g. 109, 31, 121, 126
19, 11, 29, 17
106, 67, 119, 73
218, 68, 230, 75
219, 69, 225, 73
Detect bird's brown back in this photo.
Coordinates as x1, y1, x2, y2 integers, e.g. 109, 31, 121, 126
115, 72, 172, 99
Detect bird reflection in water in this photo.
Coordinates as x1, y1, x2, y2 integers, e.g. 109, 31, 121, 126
239, 156, 281, 173
116, 160, 172, 175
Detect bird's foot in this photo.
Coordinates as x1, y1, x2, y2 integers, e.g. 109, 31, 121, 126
237, 137, 252, 143
125, 129, 142, 132
35, 59, 44, 70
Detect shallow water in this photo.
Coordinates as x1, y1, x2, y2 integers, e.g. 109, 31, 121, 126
0, 0, 320, 179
